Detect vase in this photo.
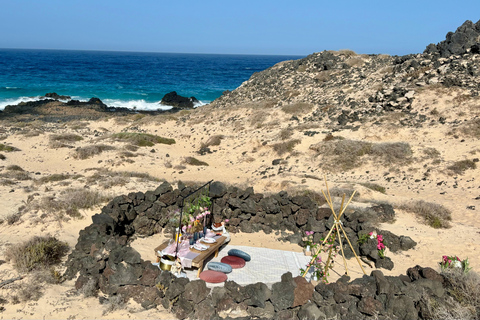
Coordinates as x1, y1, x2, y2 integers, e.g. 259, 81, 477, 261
304, 245, 312, 256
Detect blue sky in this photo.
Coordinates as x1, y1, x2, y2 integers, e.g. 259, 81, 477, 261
0, 0, 479, 56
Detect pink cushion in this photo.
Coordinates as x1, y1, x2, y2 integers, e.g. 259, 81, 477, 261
221, 255, 246, 269
199, 270, 228, 283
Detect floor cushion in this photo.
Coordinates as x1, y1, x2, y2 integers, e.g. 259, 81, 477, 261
199, 270, 228, 283
221, 255, 246, 269
228, 249, 251, 262
207, 261, 233, 273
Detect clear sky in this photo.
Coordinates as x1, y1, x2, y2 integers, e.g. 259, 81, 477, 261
1, 0, 479, 56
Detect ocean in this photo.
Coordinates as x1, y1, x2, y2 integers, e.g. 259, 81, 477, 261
0, 49, 303, 111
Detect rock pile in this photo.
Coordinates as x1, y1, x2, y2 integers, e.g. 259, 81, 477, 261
63, 181, 425, 319
425, 19, 480, 57
209, 19, 480, 131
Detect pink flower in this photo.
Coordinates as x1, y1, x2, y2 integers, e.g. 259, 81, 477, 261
225, 219, 229, 223
377, 235, 383, 242
182, 226, 187, 233
196, 215, 201, 220
189, 216, 195, 222
205, 211, 210, 215
187, 225, 192, 229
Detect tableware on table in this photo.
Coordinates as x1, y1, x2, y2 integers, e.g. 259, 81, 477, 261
202, 237, 216, 244
192, 243, 208, 251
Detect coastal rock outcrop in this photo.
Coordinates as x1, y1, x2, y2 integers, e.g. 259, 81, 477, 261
160, 91, 198, 109
425, 19, 480, 57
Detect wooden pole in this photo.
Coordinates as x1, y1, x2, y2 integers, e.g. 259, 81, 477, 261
335, 223, 349, 276
339, 223, 367, 275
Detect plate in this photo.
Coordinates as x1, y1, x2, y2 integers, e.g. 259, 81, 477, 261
192, 243, 208, 251
202, 237, 216, 244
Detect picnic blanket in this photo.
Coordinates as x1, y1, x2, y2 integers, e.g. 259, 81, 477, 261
181, 245, 314, 287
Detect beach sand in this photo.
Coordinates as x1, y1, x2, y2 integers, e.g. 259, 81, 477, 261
0, 90, 479, 318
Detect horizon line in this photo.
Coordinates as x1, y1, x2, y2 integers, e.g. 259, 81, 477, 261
0, 47, 308, 57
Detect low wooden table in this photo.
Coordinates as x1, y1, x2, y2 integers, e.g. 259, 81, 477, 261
155, 236, 226, 277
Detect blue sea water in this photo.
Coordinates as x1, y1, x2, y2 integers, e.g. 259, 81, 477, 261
0, 49, 303, 111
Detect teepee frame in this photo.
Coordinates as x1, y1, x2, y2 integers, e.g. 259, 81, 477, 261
302, 177, 366, 278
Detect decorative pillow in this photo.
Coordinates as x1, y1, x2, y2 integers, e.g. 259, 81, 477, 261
221, 255, 246, 269
228, 249, 251, 262
207, 261, 233, 274
199, 270, 228, 283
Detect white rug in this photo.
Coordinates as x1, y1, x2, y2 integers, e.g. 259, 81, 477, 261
182, 245, 315, 287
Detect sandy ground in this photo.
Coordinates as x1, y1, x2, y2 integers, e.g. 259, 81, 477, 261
0, 87, 479, 318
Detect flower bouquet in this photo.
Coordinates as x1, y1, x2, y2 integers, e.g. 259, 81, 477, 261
440, 255, 472, 274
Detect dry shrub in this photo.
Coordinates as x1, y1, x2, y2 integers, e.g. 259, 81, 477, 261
0, 168, 31, 181
78, 278, 99, 297
6, 165, 24, 171
338, 49, 357, 57
50, 133, 83, 143
271, 139, 301, 156
423, 147, 441, 159
310, 139, 412, 171
73, 144, 116, 159
109, 132, 175, 146
281, 102, 314, 116
102, 295, 126, 315
249, 111, 268, 128
5, 236, 69, 273
447, 160, 477, 174
118, 151, 137, 158
85, 169, 161, 189
201, 135, 224, 148
0, 143, 20, 152
314, 71, 332, 83
399, 200, 451, 228
280, 128, 293, 140
458, 118, 480, 138
358, 182, 386, 194
345, 57, 365, 68
12, 280, 44, 302
36, 173, 81, 184
370, 142, 413, 162
0, 153, 5, 160
430, 269, 480, 320
25, 188, 110, 219
184, 156, 209, 166
328, 187, 360, 200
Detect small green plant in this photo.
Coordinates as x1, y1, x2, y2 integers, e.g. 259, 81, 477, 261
5, 236, 69, 273
109, 132, 175, 146
358, 182, 386, 194
0, 143, 20, 152
184, 156, 209, 166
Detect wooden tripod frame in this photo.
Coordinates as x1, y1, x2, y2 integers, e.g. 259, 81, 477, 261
302, 178, 366, 278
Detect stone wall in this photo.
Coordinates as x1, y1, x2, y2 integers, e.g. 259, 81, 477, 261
64, 181, 434, 319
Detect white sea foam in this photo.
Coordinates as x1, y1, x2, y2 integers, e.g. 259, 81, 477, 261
0, 96, 42, 110
103, 99, 172, 111
0, 97, 209, 111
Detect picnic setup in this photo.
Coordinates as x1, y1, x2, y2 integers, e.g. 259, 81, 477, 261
152, 180, 253, 283
150, 178, 368, 286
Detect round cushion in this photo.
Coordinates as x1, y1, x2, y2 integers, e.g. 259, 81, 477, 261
207, 261, 233, 274
228, 249, 251, 262
199, 270, 227, 283
221, 255, 246, 269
